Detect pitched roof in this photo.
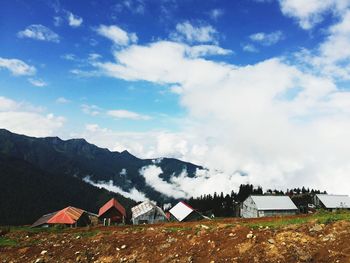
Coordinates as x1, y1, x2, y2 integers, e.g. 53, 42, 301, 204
169, 201, 194, 222
249, 195, 298, 211
98, 198, 126, 217
47, 206, 85, 224
131, 201, 166, 219
316, 194, 350, 209
31, 211, 57, 228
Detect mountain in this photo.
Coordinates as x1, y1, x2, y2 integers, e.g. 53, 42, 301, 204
0, 129, 202, 203
0, 153, 136, 225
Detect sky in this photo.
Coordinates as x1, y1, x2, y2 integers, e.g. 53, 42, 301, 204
1, 0, 350, 198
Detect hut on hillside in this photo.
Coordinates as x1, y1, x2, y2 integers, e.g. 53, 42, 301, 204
169, 201, 204, 222
240, 195, 298, 218
131, 201, 167, 225
313, 194, 350, 211
31, 206, 97, 228
98, 198, 126, 225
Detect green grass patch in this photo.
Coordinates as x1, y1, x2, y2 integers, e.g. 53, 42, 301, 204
0, 237, 17, 247
74, 230, 100, 238
245, 211, 350, 229
165, 226, 192, 232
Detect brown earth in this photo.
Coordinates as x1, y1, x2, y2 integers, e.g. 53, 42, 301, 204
1, 214, 350, 263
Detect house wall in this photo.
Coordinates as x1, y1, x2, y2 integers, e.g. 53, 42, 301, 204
241, 196, 258, 218
133, 208, 166, 225
259, 210, 297, 217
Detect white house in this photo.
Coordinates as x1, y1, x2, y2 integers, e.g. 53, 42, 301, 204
169, 201, 203, 222
131, 201, 167, 225
240, 195, 298, 218
313, 194, 350, 211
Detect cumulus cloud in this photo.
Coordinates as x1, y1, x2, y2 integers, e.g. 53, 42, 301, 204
249, 31, 285, 46
0, 57, 36, 76
277, 0, 350, 29
170, 21, 218, 44
0, 96, 65, 137
107, 110, 151, 120
83, 176, 147, 202
85, 23, 350, 197
67, 12, 83, 27
17, 24, 60, 43
28, 78, 47, 87
96, 25, 137, 46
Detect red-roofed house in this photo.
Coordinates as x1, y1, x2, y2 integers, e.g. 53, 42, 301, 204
31, 206, 98, 228
98, 198, 126, 225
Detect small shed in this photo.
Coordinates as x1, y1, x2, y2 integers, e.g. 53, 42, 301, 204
98, 198, 126, 225
31, 206, 97, 228
240, 195, 298, 218
313, 194, 350, 211
169, 201, 203, 222
131, 201, 167, 225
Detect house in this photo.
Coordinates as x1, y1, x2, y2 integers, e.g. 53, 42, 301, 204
169, 201, 203, 222
98, 198, 126, 225
240, 195, 298, 218
131, 201, 167, 224
31, 206, 97, 228
313, 194, 350, 211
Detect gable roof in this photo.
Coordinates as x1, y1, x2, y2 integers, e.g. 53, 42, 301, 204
31, 211, 58, 228
169, 201, 194, 222
98, 198, 126, 217
131, 201, 166, 219
47, 206, 85, 224
249, 195, 298, 211
316, 194, 350, 209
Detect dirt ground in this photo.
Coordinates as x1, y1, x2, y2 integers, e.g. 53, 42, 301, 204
1, 214, 350, 263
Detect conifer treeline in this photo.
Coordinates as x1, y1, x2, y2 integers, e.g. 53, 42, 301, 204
186, 184, 326, 217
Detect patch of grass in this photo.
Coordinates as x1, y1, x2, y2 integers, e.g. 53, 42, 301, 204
0, 237, 17, 247
74, 230, 100, 238
165, 226, 192, 232
245, 211, 350, 229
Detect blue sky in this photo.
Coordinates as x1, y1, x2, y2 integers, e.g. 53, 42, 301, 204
1, 0, 350, 196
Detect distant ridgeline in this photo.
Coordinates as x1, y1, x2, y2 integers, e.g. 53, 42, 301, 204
0, 129, 201, 225
186, 184, 327, 217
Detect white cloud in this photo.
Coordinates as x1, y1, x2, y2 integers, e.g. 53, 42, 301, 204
28, 78, 47, 87
295, 9, 350, 80
107, 110, 151, 120
187, 45, 232, 57
81, 104, 101, 116
114, 0, 145, 15
277, 0, 350, 29
83, 176, 147, 202
56, 97, 71, 104
53, 16, 63, 27
242, 44, 259, 53
96, 25, 138, 46
61, 53, 77, 61
67, 12, 83, 27
87, 34, 350, 197
17, 24, 60, 43
0, 96, 65, 137
250, 31, 285, 46
0, 57, 36, 76
209, 9, 224, 20
171, 21, 218, 44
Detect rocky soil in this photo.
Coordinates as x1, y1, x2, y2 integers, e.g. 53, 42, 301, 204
1, 213, 349, 263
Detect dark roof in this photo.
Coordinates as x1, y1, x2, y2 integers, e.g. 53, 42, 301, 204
31, 212, 57, 228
